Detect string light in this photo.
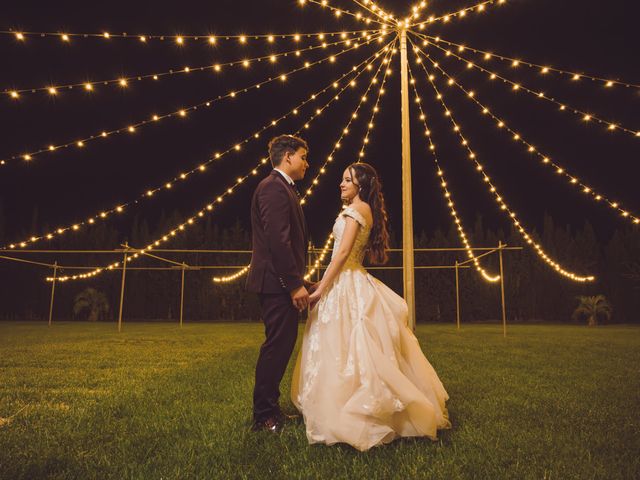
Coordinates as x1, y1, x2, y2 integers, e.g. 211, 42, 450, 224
49, 157, 271, 282
405, 0, 429, 23
43, 40, 397, 280
306, 0, 390, 27
303, 234, 335, 281
407, 64, 500, 282
415, 45, 639, 226
213, 39, 397, 284
411, 0, 507, 29
4, 33, 375, 99
1, 33, 385, 168
301, 40, 396, 204
409, 38, 595, 282
213, 266, 250, 283
5, 42, 391, 251
420, 35, 640, 90
1, 28, 380, 43
416, 34, 639, 137
214, 233, 335, 283
355, 54, 394, 163
352, 0, 398, 25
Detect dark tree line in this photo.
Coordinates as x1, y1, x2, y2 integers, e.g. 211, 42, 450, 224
0, 204, 638, 324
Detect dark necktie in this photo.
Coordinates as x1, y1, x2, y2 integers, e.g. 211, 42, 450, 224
290, 182, 301, 198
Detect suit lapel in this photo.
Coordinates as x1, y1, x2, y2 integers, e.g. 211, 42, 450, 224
272, 171, 307, 241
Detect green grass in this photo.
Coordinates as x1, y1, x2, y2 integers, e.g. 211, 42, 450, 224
0, 322, 638, 479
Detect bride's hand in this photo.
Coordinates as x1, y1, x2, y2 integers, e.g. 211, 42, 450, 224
308, 287, 323, 310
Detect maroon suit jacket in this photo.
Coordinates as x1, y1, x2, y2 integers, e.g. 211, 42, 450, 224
246, 170, 309, 294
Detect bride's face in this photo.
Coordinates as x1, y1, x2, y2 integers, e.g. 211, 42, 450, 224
340, 168, 360, 203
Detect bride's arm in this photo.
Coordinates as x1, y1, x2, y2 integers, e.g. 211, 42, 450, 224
309, 217, 360, 303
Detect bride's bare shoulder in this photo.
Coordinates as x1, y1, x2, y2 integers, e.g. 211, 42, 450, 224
352, 202, 373, 224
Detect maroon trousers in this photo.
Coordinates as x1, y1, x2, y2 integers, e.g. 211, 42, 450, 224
253, 292, 299, 423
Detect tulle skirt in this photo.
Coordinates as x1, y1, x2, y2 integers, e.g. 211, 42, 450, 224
291, 267, 451, 451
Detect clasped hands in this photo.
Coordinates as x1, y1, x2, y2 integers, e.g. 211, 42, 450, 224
290, 282, 322, 311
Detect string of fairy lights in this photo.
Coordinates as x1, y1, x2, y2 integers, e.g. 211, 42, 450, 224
3, 43, 389, 251
354, 43, 395, 165
5, 32, 375, 99
351, 0, 397, 25
298, 37, 398, 281
301, 40, 396, 203
303, 234, 335, 282
417, 35, 640, 90
411, 0, 508, 29
414, 32, 639, 137
405, 1, 429, 23
0, 32, 386, 167
213, 38, 397, 283
3, 1, 633, 289
409, 37, 595, 282
4, 28, 380, 43
47, 38, 396, 282
407, 64, 501, 282
412, 42, 640, 226
303, 0, 390, 27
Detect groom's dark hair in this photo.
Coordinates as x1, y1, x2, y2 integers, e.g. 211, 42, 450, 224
268, 135, 308, 167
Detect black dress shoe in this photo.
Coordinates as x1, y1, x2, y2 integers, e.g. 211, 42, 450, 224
251, 416, 282, 433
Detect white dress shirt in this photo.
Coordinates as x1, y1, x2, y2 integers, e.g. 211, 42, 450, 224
273, 168, 295, 186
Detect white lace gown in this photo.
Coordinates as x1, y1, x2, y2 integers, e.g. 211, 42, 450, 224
291, 207, 451, 451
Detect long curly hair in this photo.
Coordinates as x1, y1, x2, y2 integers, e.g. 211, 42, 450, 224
347, 162, 390, 265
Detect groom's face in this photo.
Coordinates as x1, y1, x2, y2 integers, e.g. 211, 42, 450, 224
284, 147, 309, 181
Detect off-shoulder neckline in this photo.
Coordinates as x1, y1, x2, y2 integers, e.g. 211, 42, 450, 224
341, 206, 371, 228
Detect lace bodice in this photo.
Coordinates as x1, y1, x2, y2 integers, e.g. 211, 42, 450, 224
331, 206, 371, 269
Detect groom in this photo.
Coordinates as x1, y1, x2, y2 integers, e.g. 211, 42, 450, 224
246, 134, 314, 432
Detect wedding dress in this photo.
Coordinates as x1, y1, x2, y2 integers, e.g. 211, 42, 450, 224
291, 206, 451, 451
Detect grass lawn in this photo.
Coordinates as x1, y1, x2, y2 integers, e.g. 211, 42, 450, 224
0, 321, 638, 479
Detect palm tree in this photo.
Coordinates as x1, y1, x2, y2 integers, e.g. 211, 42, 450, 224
572, 295, 612, 326
73, 288, 110, 322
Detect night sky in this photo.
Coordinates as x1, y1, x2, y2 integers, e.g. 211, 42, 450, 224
0, 0, 637, 250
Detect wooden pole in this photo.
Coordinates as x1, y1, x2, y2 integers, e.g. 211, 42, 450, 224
399, 28, 416, 330
48, 261, 58, 327
455, 260, 460, 330
117, 244, 129, 333
179, 263, 186, 328
498, 241, 507, 337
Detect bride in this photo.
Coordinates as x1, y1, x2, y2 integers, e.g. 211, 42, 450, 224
291, 162, 451, 451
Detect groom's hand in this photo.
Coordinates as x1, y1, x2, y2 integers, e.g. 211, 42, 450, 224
290, 286, 309, 311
